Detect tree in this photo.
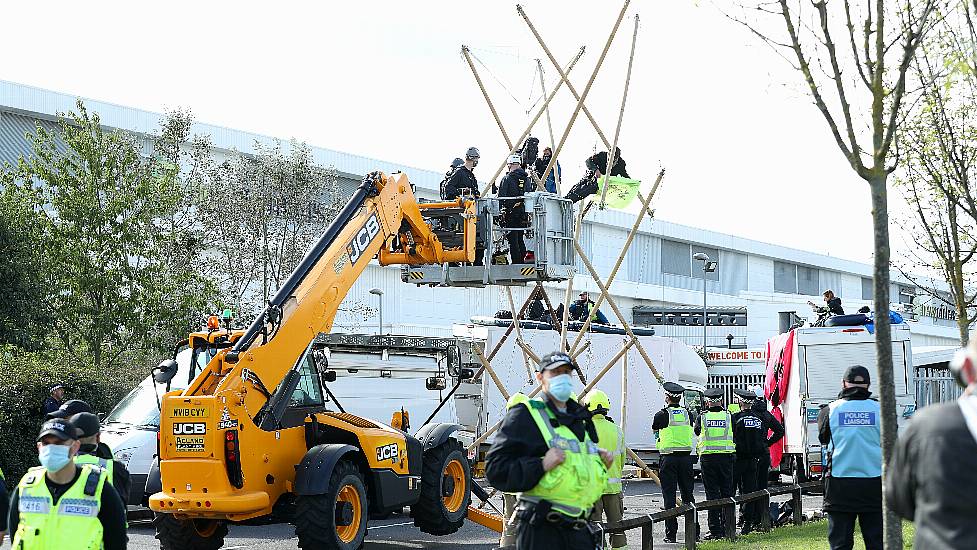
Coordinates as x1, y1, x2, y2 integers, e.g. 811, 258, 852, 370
4, 100, 214, 369
195, 141, 343, 322
0, 181, 49, 350
730, 1, 941, 545
896, 25, 977, 345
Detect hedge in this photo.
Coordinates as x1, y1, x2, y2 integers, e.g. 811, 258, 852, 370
0, 346, 145, 485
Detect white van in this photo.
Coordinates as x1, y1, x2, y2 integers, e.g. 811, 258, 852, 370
775, 323, 914, 480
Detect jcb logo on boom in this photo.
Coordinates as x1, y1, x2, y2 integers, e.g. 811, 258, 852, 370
347, 212, 381, 264
376, 443, 399, 463
173, 423, 207, 435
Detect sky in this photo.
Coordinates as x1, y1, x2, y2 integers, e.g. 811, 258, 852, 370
0, 1, 912, 265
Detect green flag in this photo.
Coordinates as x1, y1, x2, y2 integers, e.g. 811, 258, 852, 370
596, 176, 641, 209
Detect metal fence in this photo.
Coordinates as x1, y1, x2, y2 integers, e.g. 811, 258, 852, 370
708, 373, 767, 405
916, 373, 963, 409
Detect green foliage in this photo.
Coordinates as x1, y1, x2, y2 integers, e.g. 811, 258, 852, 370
195, 140, 342, 322
2, 100, 216, 368
0, 183, 50, 349
0, 346, 144, 486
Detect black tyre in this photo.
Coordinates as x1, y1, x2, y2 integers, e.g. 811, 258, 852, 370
295, 459, 368, 550
412, 439, 471, 535
153, 513, 228, 550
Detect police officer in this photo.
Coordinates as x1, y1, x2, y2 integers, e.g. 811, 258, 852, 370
47, 399, 114, 460
8, 418, 127, 550
42, 384, 65, 416
652, 382, 696, 544
442, 147, 480, 200
499, 154, 532, 264
732, 388, 784, 534
486, 351, 613, 549
817, 366, 882, 550
71, 412, 132, 505
750, 388, 781, 523
695, 388, 736, 540
584, 390, 628, 550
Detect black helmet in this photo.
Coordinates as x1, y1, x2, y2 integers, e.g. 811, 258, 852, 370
465, 147, 480, 160
451, 157, 464, 169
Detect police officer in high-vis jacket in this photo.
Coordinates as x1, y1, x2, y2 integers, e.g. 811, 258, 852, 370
486, 351, 613, 549
817, 365, 883, 550
71, 412, 132, 505
584, 390, 628, 550
652, 382, 696, 544
695, 388, 736, 539
8, 418, 127, 550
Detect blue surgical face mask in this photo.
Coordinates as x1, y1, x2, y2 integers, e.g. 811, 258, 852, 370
547, 373, 574, 403
39, 443, 72, 472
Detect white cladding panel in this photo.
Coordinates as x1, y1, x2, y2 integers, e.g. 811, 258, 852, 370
802, 341, 909, 397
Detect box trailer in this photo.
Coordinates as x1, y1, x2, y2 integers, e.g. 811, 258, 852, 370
770, 323, 914, 480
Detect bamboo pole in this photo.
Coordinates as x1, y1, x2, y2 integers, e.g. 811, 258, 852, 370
474, 347, 511, 402
573, 239, 664, 384
505, 287, 534, 380
598, 15, 640, 210
519, 4, 657, 221
480, 48, 586, 196
570, 170, 664, 352
536, 59, 561, 194
523, 1, 631, 189
462, 46, 513, 150
626, 448, 660, 485
516, 339, 542, 366
486, 284, 541, 362
570, 339, 591, 360
578, 339, 634, 400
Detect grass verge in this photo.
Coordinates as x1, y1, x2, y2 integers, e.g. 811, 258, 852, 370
697, 520, 914, 549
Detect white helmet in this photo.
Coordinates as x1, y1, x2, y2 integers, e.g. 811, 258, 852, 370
507, 154, 522, 165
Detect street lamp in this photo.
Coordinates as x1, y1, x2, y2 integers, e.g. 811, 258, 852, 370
693, 253, 718, 352
369, 288, 384, 335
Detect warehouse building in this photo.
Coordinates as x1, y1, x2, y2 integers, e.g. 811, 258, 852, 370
0, 79, 961, 352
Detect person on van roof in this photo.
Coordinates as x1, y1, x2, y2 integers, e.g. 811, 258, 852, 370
809, 290, 844, 316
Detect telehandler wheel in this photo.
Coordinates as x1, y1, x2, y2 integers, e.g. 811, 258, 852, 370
295, 459, 368, 550
412, 438, 471, 535
153, 513, 228, 550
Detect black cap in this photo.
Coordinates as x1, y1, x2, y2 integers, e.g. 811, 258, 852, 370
663, 382, 685, 397
47, 399, 93, 419
37, 418, 78, 442
70, 412, 101, 438
49, 383, 64, 393
704, 388, 724, 400
536, 351, 575, 372
844, 365, 871, 385
733, 388, 757, 401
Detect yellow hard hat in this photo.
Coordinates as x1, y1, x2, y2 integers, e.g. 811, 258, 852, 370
585, 389, 611, 413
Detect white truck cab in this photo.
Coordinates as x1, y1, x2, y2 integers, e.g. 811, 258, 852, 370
775, 323, 914, 480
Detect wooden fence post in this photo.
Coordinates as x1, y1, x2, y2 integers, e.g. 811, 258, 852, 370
684, 508, 698, 550
791, 486, 803, 525
760, 490, 772, 531
642, 522, 655, 550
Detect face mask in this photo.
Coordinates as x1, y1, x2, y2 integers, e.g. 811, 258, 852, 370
39, 443, 72, 472
471, 158, 479, 168
547, 373, 574, 402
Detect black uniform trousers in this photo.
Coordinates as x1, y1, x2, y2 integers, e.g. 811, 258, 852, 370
734, 455, 760, 526
754, 452, 771, 526
514, 516, 598, 550
659, 454, 696, 539
700, 454, 735, 536
827, 510, 882, 550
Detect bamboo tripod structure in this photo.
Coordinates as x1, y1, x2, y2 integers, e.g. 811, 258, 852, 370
459, 2, 666, 485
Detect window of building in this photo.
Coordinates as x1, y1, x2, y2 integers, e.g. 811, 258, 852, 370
797, 265, 820, 296
662, 239, 691, 277
774, 261, 797, 294
691, 245, 720, 281
862, 277, 873, 300
897, 285, 916, 304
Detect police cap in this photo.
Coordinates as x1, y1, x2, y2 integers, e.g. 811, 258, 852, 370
704, 388, 724, 400
70, 412, 101, 438
733, 388, 757, 401
844, 365, 871, 385
663, 382, 685, 397
37, 418, 78, 442
536, 351, 575, 372
47, 399, 93, 419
